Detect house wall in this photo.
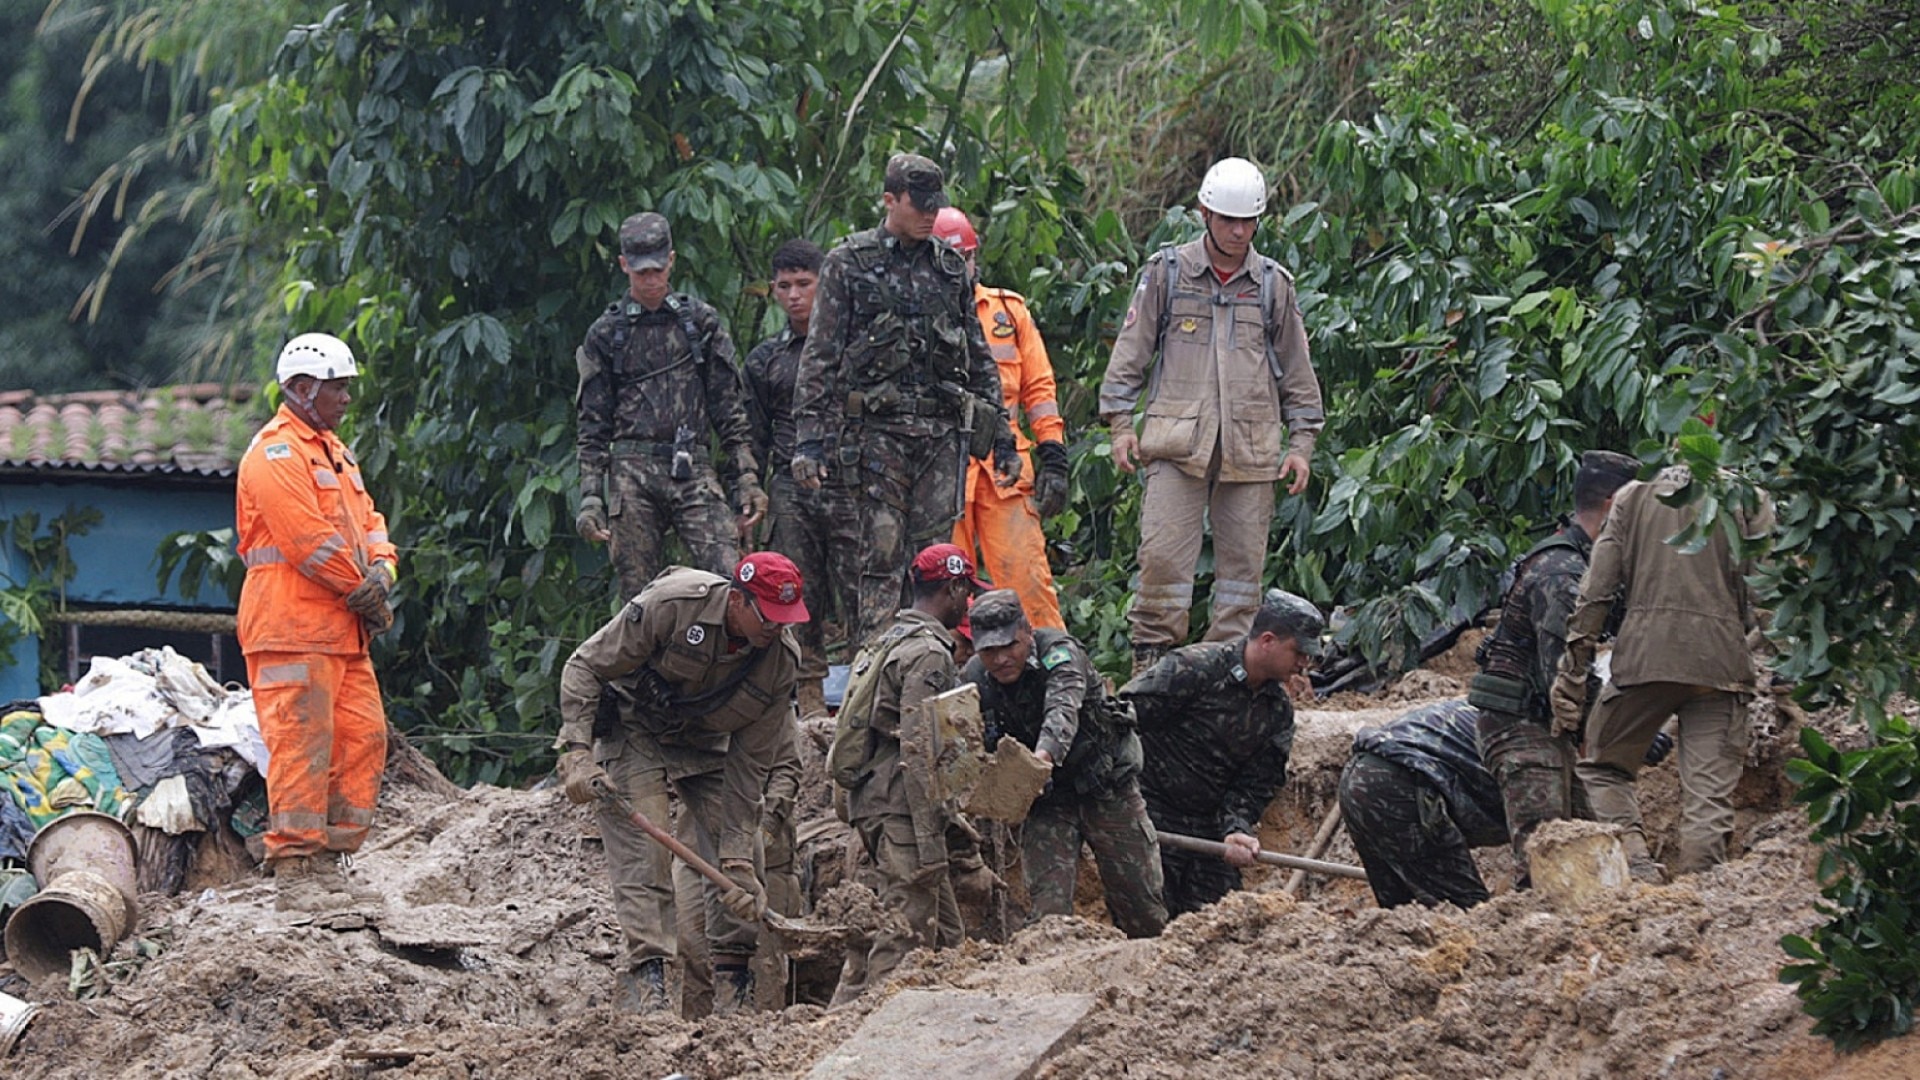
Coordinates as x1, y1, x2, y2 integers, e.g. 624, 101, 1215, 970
0, 478, 235, 701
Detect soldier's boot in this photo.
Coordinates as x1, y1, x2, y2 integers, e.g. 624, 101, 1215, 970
796, 677, 829, 721
713, 956, 756, 1016
314, 853, 386, 908
614, 958, 670, 1014
272, 856, 354, 915
1131, 644, 1170, 678
1627, 855, 1669, 885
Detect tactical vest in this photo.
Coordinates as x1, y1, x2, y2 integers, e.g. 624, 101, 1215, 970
840, 232, 973, 398
1470, 530, 1587, 719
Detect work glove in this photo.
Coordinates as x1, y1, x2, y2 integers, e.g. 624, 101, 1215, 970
344, 563, 394, 619
1032, 440, 1070, 518
790, 441, 826, 491
556, 747, 610, 806
735, 474, 768, 527
719, 858, 765, 922
575, 495, 610, 543
1548, 667, 1589, 738
360, 599, 395, 637
991, 432, 1023, 488
1643, 729, 1675, 766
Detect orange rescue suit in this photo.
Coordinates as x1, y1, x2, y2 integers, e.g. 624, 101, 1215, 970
236, 404, 397, 861
951, 284, 1065, 629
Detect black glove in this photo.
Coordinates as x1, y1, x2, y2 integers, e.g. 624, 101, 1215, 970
1032, 440, 1069, 518
1643, 730, 1675, 766
991, 433, 1022, 486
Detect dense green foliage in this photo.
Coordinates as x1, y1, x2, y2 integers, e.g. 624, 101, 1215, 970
1781, 721, 1920, 1049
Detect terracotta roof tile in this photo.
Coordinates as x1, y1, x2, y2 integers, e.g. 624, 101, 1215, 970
0, 383, 264, 475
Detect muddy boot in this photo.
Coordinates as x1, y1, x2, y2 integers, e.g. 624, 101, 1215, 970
1627, 856, 1669, 885
796, 677, 828, 721
1131, 644, 1170, 679
316, 853, 386, 908
713, 957, 755, 1015
272, 856, 353, 915
614, 958, 669, 1014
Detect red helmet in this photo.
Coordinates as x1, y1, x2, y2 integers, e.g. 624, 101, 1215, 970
932, 207, 978, 253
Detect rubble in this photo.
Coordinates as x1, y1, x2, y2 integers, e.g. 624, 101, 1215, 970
0, 646, 1909, 1079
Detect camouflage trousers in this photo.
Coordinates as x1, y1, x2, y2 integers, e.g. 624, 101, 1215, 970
606, 454, 738, 603
1339, 750, 1490, 910
768, 472, 865, 671
1475, 706, 1589, 879
845, 425, 965, 645
1146, 805, 1243, 918
1021, 780, 1167, 938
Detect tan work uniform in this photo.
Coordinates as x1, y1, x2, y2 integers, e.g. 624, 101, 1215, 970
674, 719, 804, 1015
1098, 237, 1323, 645
557, 567, 799, 972
841, 608, 966, 997
1564, 467, 1771, 873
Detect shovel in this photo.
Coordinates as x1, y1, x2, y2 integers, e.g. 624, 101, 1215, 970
1156, 830, 1369, 881
595, 785, 855, 957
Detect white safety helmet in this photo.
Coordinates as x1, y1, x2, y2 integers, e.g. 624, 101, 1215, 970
1197, 157, 1269, 218
276, 332, 360, 384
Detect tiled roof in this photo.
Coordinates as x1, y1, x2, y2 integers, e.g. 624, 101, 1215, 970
0, 384, 265, 476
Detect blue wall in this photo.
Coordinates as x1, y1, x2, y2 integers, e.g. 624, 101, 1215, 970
0, 478, 235, 702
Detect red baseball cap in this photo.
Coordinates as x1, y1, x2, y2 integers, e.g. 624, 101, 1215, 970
909, 543, 985, 590
733, 552, 809, 623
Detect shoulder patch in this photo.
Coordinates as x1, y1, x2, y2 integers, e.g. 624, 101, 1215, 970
1041, 645, 1074, 671
990, 311, 1015, 338
263, 443, 293, 461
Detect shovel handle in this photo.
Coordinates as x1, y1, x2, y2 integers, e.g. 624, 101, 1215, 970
596, 783, 742, 898
1156, 830, 1368, 881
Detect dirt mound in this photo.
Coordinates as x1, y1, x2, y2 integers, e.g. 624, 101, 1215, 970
0, 677, 1909, 1079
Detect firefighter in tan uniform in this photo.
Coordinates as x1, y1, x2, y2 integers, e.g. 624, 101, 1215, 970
1098, 157, 1325, 674
933, 207, 1068, 630
555, 552, 805, 1014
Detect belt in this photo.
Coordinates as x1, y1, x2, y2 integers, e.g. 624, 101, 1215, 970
848, 392, 949, 418
610, 438, 678, 457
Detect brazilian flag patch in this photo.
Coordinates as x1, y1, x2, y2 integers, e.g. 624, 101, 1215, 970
1041, 645, 1074, 671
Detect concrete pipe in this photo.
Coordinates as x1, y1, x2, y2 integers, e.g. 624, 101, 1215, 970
2, 869, 131, 984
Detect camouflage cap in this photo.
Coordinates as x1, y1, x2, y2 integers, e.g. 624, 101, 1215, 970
1578, 449, 1640, 487
1255, 589, 1325, 655
884, 152, 949, 211
968, 589, 1028, 649
619, 212, 673, 270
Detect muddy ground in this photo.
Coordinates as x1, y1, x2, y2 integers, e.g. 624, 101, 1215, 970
4, 643, 1917, 1079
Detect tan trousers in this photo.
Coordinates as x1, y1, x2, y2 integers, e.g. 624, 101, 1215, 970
674, 816, 798, 1016
1131, 458, 1274, 646
842, 815, 963, 1000
1575, 682, 1749, 874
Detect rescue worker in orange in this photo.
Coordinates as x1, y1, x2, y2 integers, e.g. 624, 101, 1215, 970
236, 332, 397, 915
932, 207, 1068, 630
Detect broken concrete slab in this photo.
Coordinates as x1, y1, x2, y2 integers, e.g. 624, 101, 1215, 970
808, 989, 1095, 1080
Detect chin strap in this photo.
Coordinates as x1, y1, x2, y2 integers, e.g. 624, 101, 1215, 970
283, 380, 331, 431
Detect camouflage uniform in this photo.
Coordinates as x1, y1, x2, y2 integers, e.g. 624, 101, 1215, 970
1339, 699, 1509, 909
792, 229, 1009, 645
555, 567, 799, 980
576, 291, 757, 601
841, 608, 967, 992
743, 326, 865, 667
1123, 641, 1294, 917
962, 628, 1167, 938
1468, 522, 1597, 873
